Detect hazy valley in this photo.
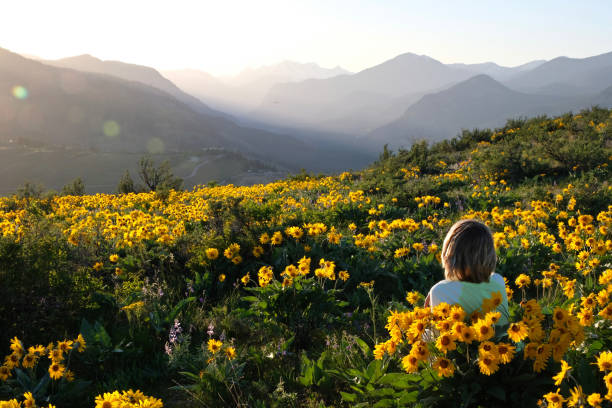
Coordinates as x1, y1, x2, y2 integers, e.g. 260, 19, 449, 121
1, 46, 612, 194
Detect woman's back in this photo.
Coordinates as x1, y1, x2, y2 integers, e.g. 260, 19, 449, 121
429, 272, 509, 326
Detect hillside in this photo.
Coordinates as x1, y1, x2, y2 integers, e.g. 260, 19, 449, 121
1, 107, 610, 407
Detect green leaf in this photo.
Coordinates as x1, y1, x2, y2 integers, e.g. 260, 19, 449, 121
373, 399, 397, 408
355, 337, 371, 356
32, 373, 50, 395
378, 373, 419, 389
168, 296, 196, 322
14, 368, 33, 389
397, 390, 419, 404
365, 360, 383, 382
93, 320, 112, 348
588, 340, 603, 352
340, 392, 357, 402
370, 388, 396, 398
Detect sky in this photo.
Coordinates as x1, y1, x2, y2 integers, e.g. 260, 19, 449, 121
1, 0, 611, 76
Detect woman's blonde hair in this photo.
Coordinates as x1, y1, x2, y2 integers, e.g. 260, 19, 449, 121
441, 219, 496, 283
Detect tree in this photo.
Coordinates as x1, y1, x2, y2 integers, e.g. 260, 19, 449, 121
117, 170, 137, 194
16, 181, 44, 200
62, 177, 85, 196
137, 156, 183, 192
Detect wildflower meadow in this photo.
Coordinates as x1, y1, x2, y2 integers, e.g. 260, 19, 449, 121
1, 108, 611, 407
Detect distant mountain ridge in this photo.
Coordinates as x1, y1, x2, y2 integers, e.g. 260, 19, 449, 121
505, 51, 612, 95
367, 73, 612, 149
222, 60, 350, 86
46, 54, 224, 117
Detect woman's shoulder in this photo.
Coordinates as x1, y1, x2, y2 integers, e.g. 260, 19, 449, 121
430, 279, 461, 294
490, 272, 506, 285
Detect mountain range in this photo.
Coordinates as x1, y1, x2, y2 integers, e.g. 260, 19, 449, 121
2, 45, 612, 193
1, 48, 374, 173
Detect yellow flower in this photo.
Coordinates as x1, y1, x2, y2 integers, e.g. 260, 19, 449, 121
252, 245, 264, 258
224, 347, 237, 360
478, 341, 499, 359
587, 393, 603, 408
21, 353, 38, 369
241, 273, 250, 285
394, 247, 410, 258
401, 354, 419, 373
0, 365, 11, 381
271, 231, 283, 245
74, 334, 86, 352
48, 361, 65, 380
567, 385, 583, 408
223, 243, 240, 259
4, 353, 20, 369
338, 270, 350, 281
405, 291, 421, 305
57, 340, 73, 354
258, 265, 274, 287
435, 333, 457, 354
484, 311, 501, 326
259, 233, 270, 244
552, 360, 571, 386
94, 391, 121, 408
218, 274, 226, 282
231, 255, 243, 265
109, 254, 119, 263
373, 343, 385, 360
207, 339, 223, 354
205, 248, 219, 260
478, 353, 499, 375
596, 351, 612, 372
515, 274, 531, 288
472, 319, 494, 341
496, 342, 515, 364
507, 322, 529, 343
552, 307, 569, 326
285, 226, 304, 239
9, 337, 24, 356
410, 341, 429, 361
432, 357, 455, 377
543, 388, 565, 408
23, 392, 36, 408
604, 372, 612, 395
93, 262, 103, 271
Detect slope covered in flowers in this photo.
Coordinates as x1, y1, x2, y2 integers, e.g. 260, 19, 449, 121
0, 107, 611, 407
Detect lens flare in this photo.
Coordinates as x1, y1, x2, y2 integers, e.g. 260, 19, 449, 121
147, 137, 165, 154
103, 120, 120, 138
12, 85, 28, 100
